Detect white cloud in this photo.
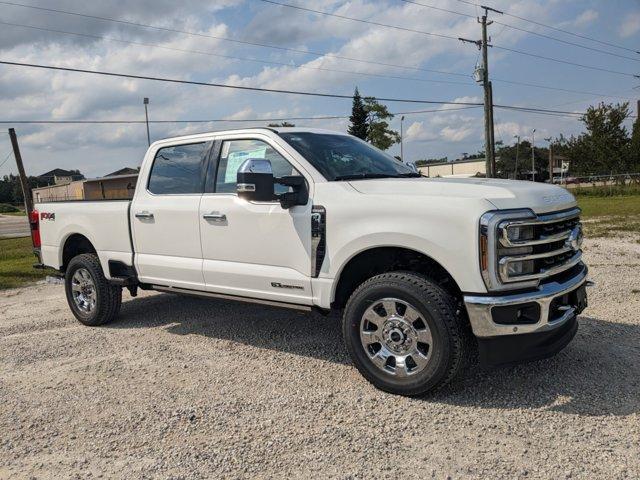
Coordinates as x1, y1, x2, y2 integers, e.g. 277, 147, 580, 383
405, 121, 437, 141
440, 125, 474, 142
619, 13, 640, 38
567, 9, 599, 29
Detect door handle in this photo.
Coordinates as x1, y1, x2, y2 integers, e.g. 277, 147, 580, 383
135, 211, 154, 219
203, 213, 227, 222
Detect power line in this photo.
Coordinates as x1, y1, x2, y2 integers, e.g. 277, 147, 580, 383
493, 21, 640, 63
493, 45, 639, 78
0, 20, 475, 88
0, 151, 13, 170
0, 0, 469, 79
259, 0, 639, 78
399, 0, 640, 62
2, 59, 631, 119
452, 0, 639, 55
257, 0, 460, 41
1, 1, 632, 99
0, 106, 483, 125
0, 59, 486, 105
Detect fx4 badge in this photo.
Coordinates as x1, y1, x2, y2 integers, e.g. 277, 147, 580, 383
40, 212, 56, 221
271, 282, 304, 290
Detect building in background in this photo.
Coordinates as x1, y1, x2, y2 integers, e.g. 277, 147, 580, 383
418, 158, 486, 178
32, 171, 138, 203
36, 168, 85, 185
104, 167, 140, 177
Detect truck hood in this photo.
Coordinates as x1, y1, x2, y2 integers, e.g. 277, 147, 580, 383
348, 177, 576, 213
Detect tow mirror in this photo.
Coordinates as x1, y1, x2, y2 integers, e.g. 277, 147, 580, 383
236, 158, 309, 209
236, 159, 275, 202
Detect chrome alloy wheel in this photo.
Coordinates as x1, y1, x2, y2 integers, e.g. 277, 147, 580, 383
359, 298, 433, 377
71, 268, 97, 313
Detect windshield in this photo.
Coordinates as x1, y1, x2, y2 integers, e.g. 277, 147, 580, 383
279, 132, 417, 181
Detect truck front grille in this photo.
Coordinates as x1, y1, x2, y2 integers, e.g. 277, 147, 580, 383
497, 208, 583, 284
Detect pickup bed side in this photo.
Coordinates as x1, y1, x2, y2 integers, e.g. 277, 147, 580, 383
37, 200, 133, 279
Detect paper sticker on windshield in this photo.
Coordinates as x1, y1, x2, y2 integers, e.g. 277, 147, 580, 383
225, 146, 267, 183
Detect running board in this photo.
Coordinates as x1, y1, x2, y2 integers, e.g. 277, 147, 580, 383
150, 285, 312, 312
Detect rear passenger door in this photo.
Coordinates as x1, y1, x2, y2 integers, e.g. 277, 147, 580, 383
131, 141, 212, 289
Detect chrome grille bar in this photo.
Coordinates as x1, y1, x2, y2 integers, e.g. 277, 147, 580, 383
481, 207, 583, 289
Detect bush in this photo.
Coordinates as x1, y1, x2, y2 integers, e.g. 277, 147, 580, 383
0, 203, 20, 213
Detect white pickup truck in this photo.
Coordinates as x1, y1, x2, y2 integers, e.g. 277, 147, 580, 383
31, 127, 588, 396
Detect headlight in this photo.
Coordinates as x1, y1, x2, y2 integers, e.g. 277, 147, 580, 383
479, 208, 583, 292
506, 260, 535, 277
506, 224, 535, 242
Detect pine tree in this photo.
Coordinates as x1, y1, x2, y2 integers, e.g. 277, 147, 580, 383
348, 87, 368, 140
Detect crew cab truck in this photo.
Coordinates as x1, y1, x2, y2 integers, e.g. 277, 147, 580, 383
32, 127, 589, 396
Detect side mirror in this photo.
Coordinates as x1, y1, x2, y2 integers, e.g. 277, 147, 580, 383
236, 159, 275, 202
406, 162, 418, 173
236, 158, 309, 209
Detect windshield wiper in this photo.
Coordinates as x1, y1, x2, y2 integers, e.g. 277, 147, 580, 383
333, 173, 401, 181
396, 172, 423, 178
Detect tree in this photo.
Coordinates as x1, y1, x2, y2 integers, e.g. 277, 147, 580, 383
563, 102, 633, 176
363, 97, 400, 150
348, 87, 368, 140
631, 111, 640, 169
496, 140, 550, 181
267, 122, 295, 127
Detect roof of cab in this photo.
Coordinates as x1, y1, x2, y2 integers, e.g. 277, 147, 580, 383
149, 127, 349, 148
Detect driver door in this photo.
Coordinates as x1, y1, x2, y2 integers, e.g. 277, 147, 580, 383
199, 135, 313, 305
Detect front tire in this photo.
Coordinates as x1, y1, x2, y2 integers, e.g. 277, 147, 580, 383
64, 253, 122, 326
343, 271, 468, 396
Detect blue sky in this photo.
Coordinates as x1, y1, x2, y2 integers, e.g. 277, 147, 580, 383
0, 0, 638, 178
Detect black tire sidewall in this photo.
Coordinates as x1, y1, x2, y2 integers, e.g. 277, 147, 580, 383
343, 273, 458, 395
64, 254, 109, 326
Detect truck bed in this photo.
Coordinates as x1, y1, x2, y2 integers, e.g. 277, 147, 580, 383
37, 200, 133, 278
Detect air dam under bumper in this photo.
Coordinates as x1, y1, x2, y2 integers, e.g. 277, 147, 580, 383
463, 265, 588, 366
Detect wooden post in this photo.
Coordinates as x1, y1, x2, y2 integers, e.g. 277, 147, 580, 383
8, 128, 34, 213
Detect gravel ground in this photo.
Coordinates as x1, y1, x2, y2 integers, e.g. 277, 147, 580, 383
1, 235, 639, 479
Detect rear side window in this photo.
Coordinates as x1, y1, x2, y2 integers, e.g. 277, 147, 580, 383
148, 142, 208, 194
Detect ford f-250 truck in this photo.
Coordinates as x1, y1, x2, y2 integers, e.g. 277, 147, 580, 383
31, 127, 588, 396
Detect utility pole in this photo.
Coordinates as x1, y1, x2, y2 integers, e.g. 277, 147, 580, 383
400, 115, 405, 162
488, 82, 496, 176
531, 128, 536, 182
545, 137, 553, 184
143, 97, 151, 147
513, 134, 520, 180
8, 128, 33, 214
459, 5, 502, 178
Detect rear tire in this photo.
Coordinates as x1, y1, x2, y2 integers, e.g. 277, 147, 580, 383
342, 271, 469, 396
64, 253, 122, 326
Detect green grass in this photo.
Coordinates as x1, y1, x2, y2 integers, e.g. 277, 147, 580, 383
576, 194, 640, 237
0, 237, 45, 290
577, 195, 640, 218
0, 210, 26, 216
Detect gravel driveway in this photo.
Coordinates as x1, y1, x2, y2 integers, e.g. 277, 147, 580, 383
1, 236, 638, 479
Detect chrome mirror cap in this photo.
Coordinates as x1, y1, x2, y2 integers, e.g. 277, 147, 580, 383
238, 158, 273, 174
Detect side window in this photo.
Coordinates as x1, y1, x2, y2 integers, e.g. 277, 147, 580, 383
215, 139, 301, 194
148, 142, 208, 194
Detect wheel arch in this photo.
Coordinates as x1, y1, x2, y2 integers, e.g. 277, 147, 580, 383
61, 233, 97, 272
331, 245, 462, 309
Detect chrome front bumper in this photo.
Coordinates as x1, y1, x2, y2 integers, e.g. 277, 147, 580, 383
464, 265, 589, 338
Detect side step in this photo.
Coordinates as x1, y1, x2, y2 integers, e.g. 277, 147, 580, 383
151, 285, 312, 312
